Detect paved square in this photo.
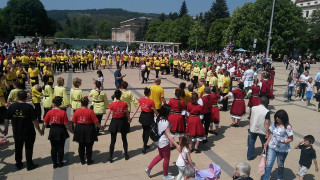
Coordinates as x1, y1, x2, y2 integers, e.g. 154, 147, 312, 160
1, 62, 320, 180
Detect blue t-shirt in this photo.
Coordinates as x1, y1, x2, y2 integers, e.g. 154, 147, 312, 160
114, 70, 122, 85
268, 124, 293, 152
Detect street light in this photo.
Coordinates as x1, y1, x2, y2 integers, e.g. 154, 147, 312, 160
266, 0, 276, 58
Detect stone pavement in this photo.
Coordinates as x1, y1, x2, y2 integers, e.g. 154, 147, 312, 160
1, 62, 320, 180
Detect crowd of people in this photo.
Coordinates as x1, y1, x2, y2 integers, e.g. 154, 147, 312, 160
0, 42, 319, 180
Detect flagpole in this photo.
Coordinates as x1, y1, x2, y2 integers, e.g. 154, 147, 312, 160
266, 0, 276, 59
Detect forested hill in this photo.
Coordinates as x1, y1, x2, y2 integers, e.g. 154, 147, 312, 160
47, 8, 160, 24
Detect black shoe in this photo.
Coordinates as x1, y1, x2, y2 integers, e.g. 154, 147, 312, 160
142, 148, 146, 154
144, 145, 150, 149
195, 149, 201, 153
15, 162, 23, 170
125, 154, 129, 160
87, 160, 94, 165
80, 160, 86, 165
213, 132, 219, 136
27, 164, 39, 171
202, 139, 208, 144
208, 130, 214, 134
58, 162, 64, 168
190, 149, 194, 153
247, 157, 255, 161
170, 146, 176, 150
108, 157, 113, 163
53, 163, 58, 169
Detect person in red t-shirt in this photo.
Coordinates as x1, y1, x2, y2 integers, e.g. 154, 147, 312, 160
72, 96, 102, 165
42, 96, 72, 169
103, 90, 130, 163
131, 87, 158, 154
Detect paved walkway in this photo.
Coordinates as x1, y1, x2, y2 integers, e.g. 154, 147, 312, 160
1, 62, 320, 180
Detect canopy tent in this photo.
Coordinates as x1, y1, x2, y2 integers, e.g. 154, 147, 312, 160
234, 48, 248, 52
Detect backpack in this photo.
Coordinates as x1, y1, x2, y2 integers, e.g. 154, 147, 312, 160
150, 116, 166, 142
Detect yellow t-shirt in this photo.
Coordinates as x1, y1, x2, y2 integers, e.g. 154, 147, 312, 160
8, 89, 22, 103
209, 76, 218, 87
31, 85, 42, 104
192, 67, 200, 76
197, 85, 205, 97
28, 68, 40, 78
149, 84, 164, 109
222, 77, 231, 93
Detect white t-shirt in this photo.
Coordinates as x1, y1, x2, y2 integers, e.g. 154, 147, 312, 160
141, 64, 146, 71
306, 82, 313, 91
176, 147, 189, 167
98, 76, 104, 89
300, 74, 310, 84
155, 118, 170, 148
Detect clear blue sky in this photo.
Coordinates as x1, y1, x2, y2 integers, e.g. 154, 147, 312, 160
0, 0, 255, 16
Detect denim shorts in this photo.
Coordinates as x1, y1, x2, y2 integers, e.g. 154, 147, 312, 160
297, 165, 308, 176
306, 91, 312, 100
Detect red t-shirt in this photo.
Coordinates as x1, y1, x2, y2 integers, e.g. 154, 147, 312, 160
138, 97, 155, 112
44, 109, 69, 125
168, 98, 185, 111
109, 101, 128, 118
72, 108, 98, 124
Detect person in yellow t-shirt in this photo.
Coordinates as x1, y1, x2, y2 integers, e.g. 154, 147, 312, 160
0, 74, 7, 122
21, 53, 30, 70
30, 84, 43, 122
197, 79, 206, 98
42, 75, 54, 120
88, 52, 94, 70
154, 58, 161, 78
146, 60, 151, 80
7, 82, 22, 105
220, 71, 230, 111
51, 53, 57, 73
16, 65, 27, 89
43, 64, 54, 87
123, 54, 128, 69
101, 53, 107, 69
108, 54, 113, 69
149, 78, 166, 111
38, 53, 45, 72
179, 82, 191, 105
173, 58, 179, 78
136, 56, 140, 68
5, 66, 16, 91
160, 58, 166, 75
186, 61, 192, 81
192, 63, 200, 88
28, 63, 42, 87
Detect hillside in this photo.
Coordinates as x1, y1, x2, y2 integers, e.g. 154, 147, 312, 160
47, 8, 159, 26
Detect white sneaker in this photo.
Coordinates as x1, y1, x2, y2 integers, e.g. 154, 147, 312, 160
163, 175, 174, 179
301, 99, 305, 102
145, 168, 151, 177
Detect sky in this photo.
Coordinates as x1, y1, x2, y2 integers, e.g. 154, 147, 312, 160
0, 0, 256, 16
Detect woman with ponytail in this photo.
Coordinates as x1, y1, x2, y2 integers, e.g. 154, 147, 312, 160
168, 89, 186, 144
72, 96, 102, 165
89, 80, 109, 135
131, 87, 158, 154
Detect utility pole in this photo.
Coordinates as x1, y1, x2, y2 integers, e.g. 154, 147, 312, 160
266, 0, 276, 58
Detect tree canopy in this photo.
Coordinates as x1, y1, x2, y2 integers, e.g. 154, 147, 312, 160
207, 18, 230, 50
179, 0, 188, 17
224, 0, 308, 54
4, 0, 55, 36
204, 0, 230, 33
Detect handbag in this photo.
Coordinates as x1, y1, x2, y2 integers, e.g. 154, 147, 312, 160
258, 147, 267, 174
181, 152, 192, 167
284, 91, 288, 98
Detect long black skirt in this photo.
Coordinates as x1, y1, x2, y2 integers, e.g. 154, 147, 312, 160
109, 117, 130, 134
48, 124, 69, 141
73, 124, 98, 143
139, 111, 154, 126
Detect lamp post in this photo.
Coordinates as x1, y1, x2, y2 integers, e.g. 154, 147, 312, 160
266, 0, 276, 58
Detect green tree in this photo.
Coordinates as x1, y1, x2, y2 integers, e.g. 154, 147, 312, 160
4, 0, 55, 36
155, 19, 173, 42
77, 15, 94, 38
168, 12, 179, 20
0, 9, 11, 41
207, 18, 230, 50
204, 0, 230, 33
179, 0, 188, 17
224, 0, 308, 54
145, 19, 163, 41
188, 21, 206, 50
171, 15, 194, 48
308, 10, 320, 55
159, 13, 167, 21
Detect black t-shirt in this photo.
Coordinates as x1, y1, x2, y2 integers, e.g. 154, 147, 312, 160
5, 102, 36, 140
298, 145, 317, 169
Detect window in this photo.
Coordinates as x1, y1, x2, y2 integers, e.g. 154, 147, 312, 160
306, 10, 309, 17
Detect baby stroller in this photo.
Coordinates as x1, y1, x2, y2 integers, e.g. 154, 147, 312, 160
195, 163, 221, 180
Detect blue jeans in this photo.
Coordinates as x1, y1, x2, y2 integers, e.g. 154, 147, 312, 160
263, 148, 288, 180
247, 132, 267, 160
287, 86, 294, 100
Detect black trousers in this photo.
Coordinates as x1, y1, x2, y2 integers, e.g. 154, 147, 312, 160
124, 61, 128, 68
193, 76, 199, 88
221, 93, 228, 110
0, 106, 7, 124
202, 113, 211, 137
316, 82, 320, 110
174, 68, 178, 78
141, 70, 147, 83
109, 132, 128, 158
142, 125, 151, 148
78, 142, 94, 162
299, 83, 307, 99
147, 70, 150, 80
96, 114, 103, 133
50, 140, 66, 164
116, 61, 120, 68
34, 103, 42, 121
155, 70, 160, 78
15, 136, 35, 165
53, 63, 57, 73
88, 61, 94, 70
81, 64, 87, 73
180, 70, 184, 79
161, 67, 165, 75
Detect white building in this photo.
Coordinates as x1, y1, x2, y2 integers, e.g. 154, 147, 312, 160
112, 17, 149, 43
293, 0, 320, 18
